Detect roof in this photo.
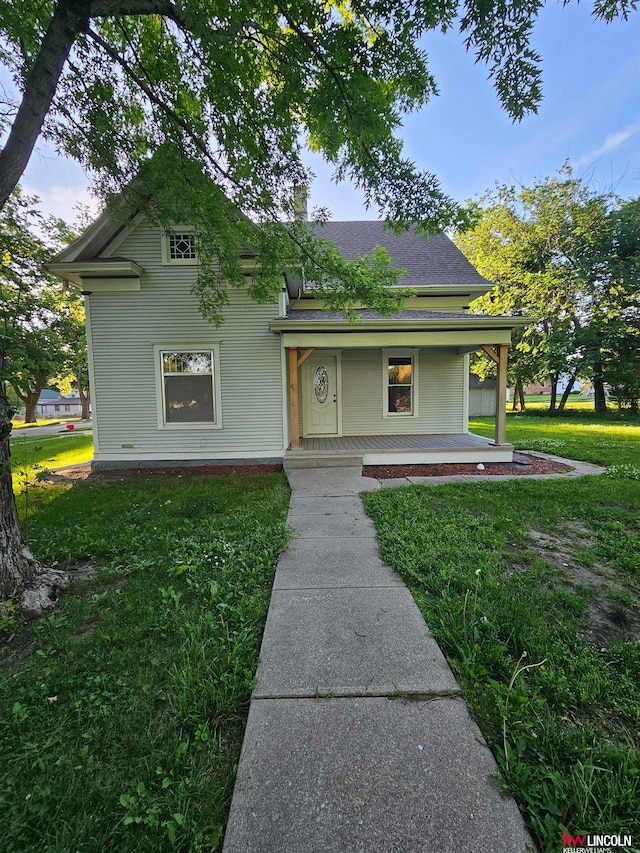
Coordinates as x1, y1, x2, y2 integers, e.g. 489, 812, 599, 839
286, 309, 471, 321
469, 373, 497, 389
310, 222, 493, 289
271, 308, 531, 334
38, 393, 81, 404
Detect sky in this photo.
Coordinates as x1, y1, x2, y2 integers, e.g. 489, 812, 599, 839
4, 1, 640, 225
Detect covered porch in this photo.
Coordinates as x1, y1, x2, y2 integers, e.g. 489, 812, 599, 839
286, 431, 513, 467
270, 310, 526, 468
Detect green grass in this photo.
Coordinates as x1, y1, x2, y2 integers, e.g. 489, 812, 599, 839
0, 473, 290, 852
471, 410, 640, 468
10, 433, 94, 492
363, 464, 640, 850
11, 418, 67, 428
518, 393, 597, 411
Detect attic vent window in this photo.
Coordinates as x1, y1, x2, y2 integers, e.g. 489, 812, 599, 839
168, 233, 197, 261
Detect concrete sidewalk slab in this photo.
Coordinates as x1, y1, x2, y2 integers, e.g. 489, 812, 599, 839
253, 587, 458, 698
288, 512, 378, 538
288, 495, 366, 515
223, 696, 533, 853
273, 538, 403, 590
286, 467, 381, 497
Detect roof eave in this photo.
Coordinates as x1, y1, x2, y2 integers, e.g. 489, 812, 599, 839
269, 316, 533, 333
46, 259, 144, 288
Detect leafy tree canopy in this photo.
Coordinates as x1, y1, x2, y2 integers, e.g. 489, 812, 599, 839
456, 167, 640, 412
1, 188, 85, 422
0, 0, 637, 322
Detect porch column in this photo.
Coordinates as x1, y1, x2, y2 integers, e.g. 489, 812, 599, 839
495, 344, 509, 446
287, 347, 300, 449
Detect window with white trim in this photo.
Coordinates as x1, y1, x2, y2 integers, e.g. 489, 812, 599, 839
162, 231, 198, 264
161, 350, 215, 424
386, 354, 414, 415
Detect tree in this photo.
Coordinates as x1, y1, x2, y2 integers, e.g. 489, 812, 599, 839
0, 1, 636, 216
0, 1, 637, 610
580, 198, 640, 412
455, 168, 639, 414
1, 189, 85, 612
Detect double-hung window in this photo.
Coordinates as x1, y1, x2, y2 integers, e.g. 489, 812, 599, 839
158, 349, 220, 426
385, 353, 415, 416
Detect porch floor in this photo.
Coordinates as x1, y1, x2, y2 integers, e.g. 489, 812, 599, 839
285, 432, 513, 468
296, 432, 497, 453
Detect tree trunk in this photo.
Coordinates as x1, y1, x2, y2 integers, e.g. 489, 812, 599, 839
0, 0, 93, 210
548, 372, 559, 413
512, 378, 525, 412
78, 360, 90, 419
0, 388, 69, 615
80, 391, 90, 420
557, 370, 579, 412
594, 379, 607, 413
591, 358, 607, 414
24, 387, 42, 425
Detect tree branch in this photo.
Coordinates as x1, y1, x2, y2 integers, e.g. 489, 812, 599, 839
85, 26, 242, 191
0, 0, 93, 210
0, 0, 186, 212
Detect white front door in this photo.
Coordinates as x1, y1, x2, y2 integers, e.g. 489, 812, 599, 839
303, 355, 339, 436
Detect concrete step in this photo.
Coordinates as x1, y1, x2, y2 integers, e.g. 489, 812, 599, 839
284, 454, 363, 470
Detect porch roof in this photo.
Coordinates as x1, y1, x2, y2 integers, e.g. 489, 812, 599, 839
271, 309, 529, 332
270, 309, 530, 348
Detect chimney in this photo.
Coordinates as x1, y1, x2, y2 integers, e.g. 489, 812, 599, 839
293, 185, 308, 221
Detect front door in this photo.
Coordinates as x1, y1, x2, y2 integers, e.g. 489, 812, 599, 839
303, 355, 339, 436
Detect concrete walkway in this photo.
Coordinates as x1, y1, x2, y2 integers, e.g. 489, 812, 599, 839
223, 468, 535, 853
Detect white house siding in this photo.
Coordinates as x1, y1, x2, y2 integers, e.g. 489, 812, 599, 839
302, 348, 466, 436
88, 222, 285, 462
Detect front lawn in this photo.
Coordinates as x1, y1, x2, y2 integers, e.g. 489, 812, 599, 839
0, 473, 289, 851
363, 432, 640, 851
471, 410, 640, 468
10, 432, 94, 492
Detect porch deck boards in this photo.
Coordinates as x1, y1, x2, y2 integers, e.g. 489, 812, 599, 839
298, 432, 493, 453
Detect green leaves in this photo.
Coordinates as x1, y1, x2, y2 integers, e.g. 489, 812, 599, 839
0, 189, 85, 415
455, 167, 640, 411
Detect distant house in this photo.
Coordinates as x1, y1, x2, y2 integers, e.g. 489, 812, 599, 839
48, 210, 530, 469
36, 391, 83, 417
468, 374, 496, 416
524, 376, 582, 396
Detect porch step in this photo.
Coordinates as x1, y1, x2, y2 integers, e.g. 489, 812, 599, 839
284, 454, 364, 471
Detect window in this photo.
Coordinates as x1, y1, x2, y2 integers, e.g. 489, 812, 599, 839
161, 351, 215, 424
162, 231, 198, 264
64, 405, 70, 412
54, 405, 60, 412
386, 354, 414, 416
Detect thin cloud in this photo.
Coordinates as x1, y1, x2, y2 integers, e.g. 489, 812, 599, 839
576, 122, 640, 167
22, 184, 101, 227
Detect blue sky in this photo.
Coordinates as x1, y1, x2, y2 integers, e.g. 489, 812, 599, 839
6, 1, 640, 223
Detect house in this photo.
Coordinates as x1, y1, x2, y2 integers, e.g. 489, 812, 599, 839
48, 214, 528, 469
36, 391, 83, 417
468, 374, 496, 417
523, 376, 582, 396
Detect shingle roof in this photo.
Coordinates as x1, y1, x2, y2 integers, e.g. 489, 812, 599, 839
311, 222, 492, 289
469, 373, 497, 389
285, 309, 472, 321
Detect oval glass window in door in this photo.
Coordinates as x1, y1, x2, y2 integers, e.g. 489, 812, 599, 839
314, 365, 329, 403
